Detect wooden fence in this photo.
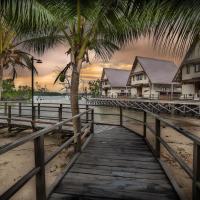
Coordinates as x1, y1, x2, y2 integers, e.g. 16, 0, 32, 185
0, 102, 200, 200
0, 107, 94, 200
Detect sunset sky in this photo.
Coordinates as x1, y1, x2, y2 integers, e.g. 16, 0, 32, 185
13, 37, 183, 92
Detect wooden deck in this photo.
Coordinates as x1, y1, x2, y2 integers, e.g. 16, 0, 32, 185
49, 126, 179, 200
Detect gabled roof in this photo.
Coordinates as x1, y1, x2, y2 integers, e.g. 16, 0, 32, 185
127, 56, 179, 85
101, 68, 130, 87
173, 39, 200, 82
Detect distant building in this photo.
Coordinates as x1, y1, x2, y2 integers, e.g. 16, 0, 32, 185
101, 68, 130, 97
127, 56, 181, 99
173, 41, 200, 99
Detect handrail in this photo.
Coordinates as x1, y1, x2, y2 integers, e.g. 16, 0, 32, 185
0, 108, 94, 200
1, 101, 200, 200
122, 108, 200, 200
0, 108, 93, 155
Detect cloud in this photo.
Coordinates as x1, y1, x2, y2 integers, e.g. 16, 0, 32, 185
13, 37, 183, 91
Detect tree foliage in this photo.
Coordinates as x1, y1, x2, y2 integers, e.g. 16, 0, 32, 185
88, 80, 100, 97
2, 79, 31, 100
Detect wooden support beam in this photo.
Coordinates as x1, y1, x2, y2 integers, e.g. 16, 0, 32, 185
143, 111, 147, 138
38, 103, 40, 119
19, 103, 22, 117
120, 107, 123, 126
155, 118, 161, 158
86, 105, 89, 123
8, 106, 11, 132
193, 142, 200, 200
4, 102, 7, 116
34, 135, 46, 200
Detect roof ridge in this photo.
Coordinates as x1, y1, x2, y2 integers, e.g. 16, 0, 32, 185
137, 56, 175, 64
104, 68, 130, 72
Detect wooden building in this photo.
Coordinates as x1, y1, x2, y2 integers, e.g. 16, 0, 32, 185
173, 41, 200, 100
101, 68, 130, 97
127, 56, 181, 99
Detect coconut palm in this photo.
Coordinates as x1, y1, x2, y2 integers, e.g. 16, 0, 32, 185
20, 0, 146, 135
17, 0, 200, 134
0, 0, 62, 100
2, 0, 200, 134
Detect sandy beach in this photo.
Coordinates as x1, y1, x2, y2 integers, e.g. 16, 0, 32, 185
0, 128, 74, 200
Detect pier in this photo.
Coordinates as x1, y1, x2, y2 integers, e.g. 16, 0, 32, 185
88, 97, 200, 117
0, 102, 200, 200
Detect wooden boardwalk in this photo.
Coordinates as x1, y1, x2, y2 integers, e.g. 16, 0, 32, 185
49, 126, 179, 200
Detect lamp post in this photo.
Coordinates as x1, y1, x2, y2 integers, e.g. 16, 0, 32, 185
31, 57, 42, 117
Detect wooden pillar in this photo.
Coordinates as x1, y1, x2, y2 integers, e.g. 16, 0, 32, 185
120, 107, 123, 126
91, 109, 94, 133
38, 103, 40, 119
171, 84, 174, 101
34, 135, 46, 200
32, 106, 36, 131
58, 104, 63, 131
193, 142, 200, 200
19, 102, 22, 117
155, 118, 161, 158
143, 111, 147, 138
75, 133, 81, 153
4, 102, 7, 116
8, 105, 11, 132
86, 104, 89, 123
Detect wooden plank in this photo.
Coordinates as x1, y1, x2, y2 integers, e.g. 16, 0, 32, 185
49, 126, 179, 200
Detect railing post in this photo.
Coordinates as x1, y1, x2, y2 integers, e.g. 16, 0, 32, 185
19, 102, 22, 117
4, 102, 7, 116
38, 103, 40, 119
193, 142, 200, 200
8, 105, 11, 132
155, 118, 161, 158
86, 104, 89, 123
143, 111, 147, 138
32, 106, 36, 131
75, 133, 81, 153
34, 135, 46, 200
120, 107, 123, 126
58, 104, 63, 131
91, 109, 94, 133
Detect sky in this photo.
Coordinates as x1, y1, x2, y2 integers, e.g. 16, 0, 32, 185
13, 37, 183, 92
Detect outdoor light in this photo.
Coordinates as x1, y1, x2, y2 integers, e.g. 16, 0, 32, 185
31, 57, 42, 119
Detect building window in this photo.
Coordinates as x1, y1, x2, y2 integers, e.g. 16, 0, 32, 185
136, 74, 143, 81
195, 64, 200, 72
144, 75, 146, 80
186, 65, 190, 74
132, 76, 135, 81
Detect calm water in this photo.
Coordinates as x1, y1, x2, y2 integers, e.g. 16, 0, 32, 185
0, 95, 199, 135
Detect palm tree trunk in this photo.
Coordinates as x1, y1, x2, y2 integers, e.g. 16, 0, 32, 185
0, 59, 3, 100
70, 63, 81, 137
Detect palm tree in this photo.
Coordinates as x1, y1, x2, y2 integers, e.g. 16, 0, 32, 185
2, 0, 200, 134
29, 0, 149, 135
0, 0, 61, 100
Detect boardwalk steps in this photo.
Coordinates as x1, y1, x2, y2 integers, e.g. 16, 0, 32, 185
49, 127, 179, 200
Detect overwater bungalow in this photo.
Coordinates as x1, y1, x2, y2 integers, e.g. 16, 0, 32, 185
173, 41, 200, 100
100, 68, 131, 97
127, 56, 181, 99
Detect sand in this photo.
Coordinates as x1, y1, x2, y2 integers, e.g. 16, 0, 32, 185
0, 129, 73, 200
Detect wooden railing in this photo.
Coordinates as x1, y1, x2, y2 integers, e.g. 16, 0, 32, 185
0, 102, 200, 200
122, 109, 200, 200
0, 108, 94, 200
